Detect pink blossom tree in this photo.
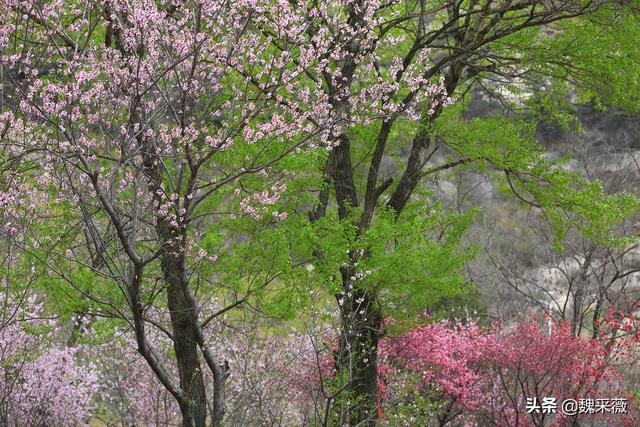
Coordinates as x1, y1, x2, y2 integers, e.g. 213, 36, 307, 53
0, 1, 346, 425
89, 333, 179, 426
0, 1, 460, 424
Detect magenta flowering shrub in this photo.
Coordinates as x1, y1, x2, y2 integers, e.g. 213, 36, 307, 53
481, 322, 602, 427
377, 316, 640, 427
379, 320, 495, 412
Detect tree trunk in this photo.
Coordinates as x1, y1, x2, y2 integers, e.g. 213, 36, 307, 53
592, 290, 605, 339
162, 252, 208, 427
335, 273, 382, 427
571, 284, 584, 338
137, 100, 209, 426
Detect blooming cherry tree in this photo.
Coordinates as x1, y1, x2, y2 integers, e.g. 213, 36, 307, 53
0, 1, 347, 425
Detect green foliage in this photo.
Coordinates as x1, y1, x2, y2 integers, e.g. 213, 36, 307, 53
189, 153, 329, 319
489, 7, 640, 112
280, 199, 478, 319
554, 10, 640, 112
525, 82, 583, 132
426, 285, 487, 323
433, 105, 640, 251
357, 204, 478, 317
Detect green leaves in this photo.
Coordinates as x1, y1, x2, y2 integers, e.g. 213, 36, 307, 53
490, 7, 640, 113
433, 103, 640, 252
293, 200, 479, 318
359, 204, 478, 317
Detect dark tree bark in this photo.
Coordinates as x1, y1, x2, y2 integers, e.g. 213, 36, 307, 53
335, 283, 381, 427
162, 251, 208, 427
139, 110, 208, 426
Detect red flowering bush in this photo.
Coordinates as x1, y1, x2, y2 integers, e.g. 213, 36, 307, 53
377, 316, 640, 427
379, 320, 495, 421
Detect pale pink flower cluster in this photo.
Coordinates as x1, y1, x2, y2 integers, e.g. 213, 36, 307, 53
11, 348, 98, 427
88, 332, 180, 426
236, 183, 288, 220
0, 174, 37, 237
86, 309, 327, 426
0, 298, 97, 426
0, 0, 454, 263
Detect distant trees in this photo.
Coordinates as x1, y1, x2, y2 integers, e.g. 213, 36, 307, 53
477, 134, 640, 337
